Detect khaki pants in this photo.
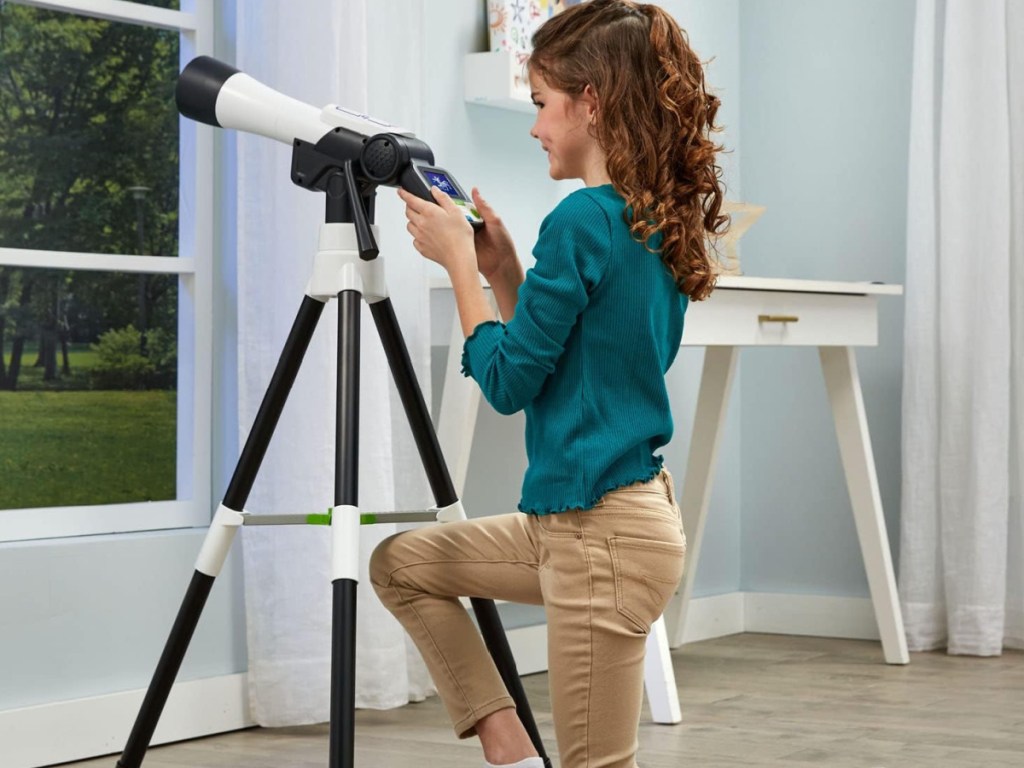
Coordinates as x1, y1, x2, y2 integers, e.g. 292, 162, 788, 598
369, 468, 686, 768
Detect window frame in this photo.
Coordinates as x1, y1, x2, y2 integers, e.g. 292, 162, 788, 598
0, 0, 214, 542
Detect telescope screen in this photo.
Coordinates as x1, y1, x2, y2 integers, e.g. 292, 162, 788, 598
424, 171, 465, 200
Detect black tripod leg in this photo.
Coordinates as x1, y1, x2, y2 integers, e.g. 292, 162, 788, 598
330, 288, 360, 768
369, 298, 552, 767
468, 597, 550, 765
222, 297, 328, 511
117, 297, 326, 768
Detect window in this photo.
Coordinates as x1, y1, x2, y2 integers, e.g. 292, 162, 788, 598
0, 0, 213, 541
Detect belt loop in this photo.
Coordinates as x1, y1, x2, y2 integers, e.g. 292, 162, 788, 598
663, 467, 676, 503
663, 468, 684, 532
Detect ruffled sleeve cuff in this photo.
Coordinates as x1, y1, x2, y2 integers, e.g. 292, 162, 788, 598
460, 320, 506, 379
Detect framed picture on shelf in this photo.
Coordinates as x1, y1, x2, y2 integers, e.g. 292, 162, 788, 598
487, 0, 589, 66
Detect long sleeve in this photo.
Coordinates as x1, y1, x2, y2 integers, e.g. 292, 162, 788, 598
461, 192, 611, 415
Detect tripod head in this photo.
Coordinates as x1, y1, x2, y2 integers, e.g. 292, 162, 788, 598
175, 56, 483, 247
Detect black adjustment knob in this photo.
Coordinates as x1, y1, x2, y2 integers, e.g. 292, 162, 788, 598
360, 134, 403, 184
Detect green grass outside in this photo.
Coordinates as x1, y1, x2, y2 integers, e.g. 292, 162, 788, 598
0, 390, 177, 510
2, 343, 100, 391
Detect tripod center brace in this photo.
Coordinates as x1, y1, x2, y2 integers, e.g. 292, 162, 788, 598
116, 57, 552, 768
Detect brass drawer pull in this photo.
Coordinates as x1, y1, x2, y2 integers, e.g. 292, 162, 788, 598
758, 314, 799, 323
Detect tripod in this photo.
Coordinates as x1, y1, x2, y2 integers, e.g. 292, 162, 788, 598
116, 148, 552, 768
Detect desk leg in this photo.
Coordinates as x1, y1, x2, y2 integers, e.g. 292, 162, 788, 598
644, 617, 681, 723
665, 346, 739, 649
438, 308, 483, 496
819, 346, 909, 664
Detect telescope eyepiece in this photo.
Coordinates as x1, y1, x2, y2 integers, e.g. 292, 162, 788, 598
176, 55, 241, 127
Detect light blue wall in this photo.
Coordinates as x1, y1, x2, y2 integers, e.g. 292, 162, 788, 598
737, 0, 915, 596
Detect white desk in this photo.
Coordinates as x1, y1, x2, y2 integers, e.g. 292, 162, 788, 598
433, 275, 907, 725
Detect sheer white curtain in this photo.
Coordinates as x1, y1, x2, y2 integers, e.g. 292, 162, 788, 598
900, 0, 1024, 655
236, 0, 434, 725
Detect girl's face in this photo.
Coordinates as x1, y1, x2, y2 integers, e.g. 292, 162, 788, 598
528, 71, 601, 183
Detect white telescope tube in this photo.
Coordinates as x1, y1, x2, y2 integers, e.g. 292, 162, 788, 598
176, 56, 412, 146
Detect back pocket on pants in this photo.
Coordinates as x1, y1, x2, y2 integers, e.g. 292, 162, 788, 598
608, 536, 686, 635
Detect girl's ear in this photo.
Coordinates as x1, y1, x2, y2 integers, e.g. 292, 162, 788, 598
581, 84, 600, 122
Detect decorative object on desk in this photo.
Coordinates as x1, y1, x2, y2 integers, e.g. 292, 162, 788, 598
711, 200, 766, 276
487, 1, 588, 69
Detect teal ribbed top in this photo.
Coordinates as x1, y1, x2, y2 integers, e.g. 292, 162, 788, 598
461, 184, 689, 515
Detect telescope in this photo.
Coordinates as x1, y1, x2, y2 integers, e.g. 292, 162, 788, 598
114, 57, 552, 768
176, 55, 482, 227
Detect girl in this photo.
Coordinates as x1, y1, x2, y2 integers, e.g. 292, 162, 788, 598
371, 2, 728, 766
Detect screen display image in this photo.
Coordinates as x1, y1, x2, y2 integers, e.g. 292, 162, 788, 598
423, 170, 464, 200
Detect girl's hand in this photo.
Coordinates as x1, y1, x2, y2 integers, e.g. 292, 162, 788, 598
471, 187, 518, 279
398, 186, 476, 274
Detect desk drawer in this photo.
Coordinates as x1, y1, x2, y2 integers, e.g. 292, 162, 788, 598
681, 289, 879, 347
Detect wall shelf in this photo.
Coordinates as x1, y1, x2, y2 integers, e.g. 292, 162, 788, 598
464, 51, 534, 114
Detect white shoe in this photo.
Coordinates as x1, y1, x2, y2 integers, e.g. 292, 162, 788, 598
484, 758, 545, 768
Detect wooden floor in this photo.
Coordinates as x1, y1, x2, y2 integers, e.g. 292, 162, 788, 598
63, 633, 1024, 767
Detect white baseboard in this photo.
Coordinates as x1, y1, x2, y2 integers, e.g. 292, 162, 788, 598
663, 593, 880, 651
681, 592, 747, 643
676, 590, 878, 645
743, 592, 880, 640
0, 673, 253, 768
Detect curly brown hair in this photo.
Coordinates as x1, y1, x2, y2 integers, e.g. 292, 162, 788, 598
528, 0, 730, 301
